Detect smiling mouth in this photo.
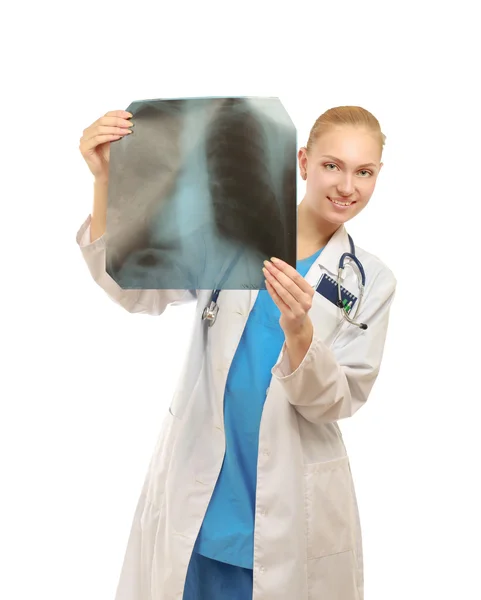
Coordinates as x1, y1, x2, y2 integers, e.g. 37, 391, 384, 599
328, 196, 356, 207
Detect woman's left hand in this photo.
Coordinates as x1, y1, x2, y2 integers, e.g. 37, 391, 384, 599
263, 257, 314, 340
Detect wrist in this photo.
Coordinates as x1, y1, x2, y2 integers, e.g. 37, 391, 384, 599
285, 319, 313, 345
284, 320, 313, 372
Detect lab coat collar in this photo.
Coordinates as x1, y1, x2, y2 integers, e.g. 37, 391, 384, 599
303, 224, 352, 287
318, 224, 351, 274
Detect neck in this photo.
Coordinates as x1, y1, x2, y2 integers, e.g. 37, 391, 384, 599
297, 198, 340, 252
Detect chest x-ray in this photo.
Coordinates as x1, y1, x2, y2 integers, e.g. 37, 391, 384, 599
106, 97, 297, 290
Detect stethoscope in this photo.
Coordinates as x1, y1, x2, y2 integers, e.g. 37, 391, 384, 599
336, 235, 368, 330
202, 235, 368, 330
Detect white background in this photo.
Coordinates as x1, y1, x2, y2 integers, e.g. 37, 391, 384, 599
2, 1, 480, 598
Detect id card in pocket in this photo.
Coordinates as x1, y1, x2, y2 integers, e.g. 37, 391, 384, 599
315, 273, 358, 314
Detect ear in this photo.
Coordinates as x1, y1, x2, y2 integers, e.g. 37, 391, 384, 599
298, 146, 308, 180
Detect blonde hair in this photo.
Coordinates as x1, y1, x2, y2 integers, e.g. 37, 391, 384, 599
306, 106, 386, 154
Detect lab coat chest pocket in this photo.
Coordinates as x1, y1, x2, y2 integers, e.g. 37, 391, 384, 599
309, 283, 345, 347
304, 456, 356, 559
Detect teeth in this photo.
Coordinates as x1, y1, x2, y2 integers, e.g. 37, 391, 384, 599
331, 198, 353, 206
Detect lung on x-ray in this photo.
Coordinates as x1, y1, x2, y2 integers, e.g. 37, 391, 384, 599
105, 97, 297, 291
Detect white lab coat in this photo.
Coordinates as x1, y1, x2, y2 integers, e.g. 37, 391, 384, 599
76, 215, 397, 600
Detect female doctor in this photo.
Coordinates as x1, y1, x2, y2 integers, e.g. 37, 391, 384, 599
77, 105, 396, 600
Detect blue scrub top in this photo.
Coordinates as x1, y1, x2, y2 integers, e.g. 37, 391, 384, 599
194, 247, 324, 569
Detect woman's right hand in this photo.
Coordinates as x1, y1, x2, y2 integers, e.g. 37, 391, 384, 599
79, 110, 133, 182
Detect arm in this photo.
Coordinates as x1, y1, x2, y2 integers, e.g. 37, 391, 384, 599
77, 180, 196, 315
90, 178, 109, 243
271, 270, 397, 424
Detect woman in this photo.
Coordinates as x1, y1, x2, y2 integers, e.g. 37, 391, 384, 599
78, 105, 396, 600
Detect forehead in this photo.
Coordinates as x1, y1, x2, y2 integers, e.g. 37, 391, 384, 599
312, 126, 381, 165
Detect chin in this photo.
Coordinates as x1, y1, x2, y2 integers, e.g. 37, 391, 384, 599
327, 215, 351, 227
323, 209, 355, 226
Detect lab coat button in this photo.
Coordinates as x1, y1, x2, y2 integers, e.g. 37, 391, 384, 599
260, 565, 266, 573
263, 448, 270, 456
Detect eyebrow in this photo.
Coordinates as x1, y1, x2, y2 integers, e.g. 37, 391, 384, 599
321, 155, 378, 169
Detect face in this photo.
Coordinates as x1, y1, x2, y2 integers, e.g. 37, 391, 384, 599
298, 126, 383, 226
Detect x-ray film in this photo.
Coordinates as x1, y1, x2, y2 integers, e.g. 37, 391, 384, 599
106, 97, 297, 290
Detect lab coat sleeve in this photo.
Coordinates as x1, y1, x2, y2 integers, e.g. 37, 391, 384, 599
271, 269, 397, 424
76, 214, 197, 316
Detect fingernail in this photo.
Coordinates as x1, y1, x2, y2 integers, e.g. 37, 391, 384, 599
271, 257, 279, 263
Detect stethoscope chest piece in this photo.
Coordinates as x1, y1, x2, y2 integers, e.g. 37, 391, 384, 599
202, 302, 219, 327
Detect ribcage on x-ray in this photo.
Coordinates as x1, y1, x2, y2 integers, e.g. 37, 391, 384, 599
205, 98, 286, 260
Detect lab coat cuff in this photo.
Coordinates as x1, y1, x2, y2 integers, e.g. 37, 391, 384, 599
76, 214, 106, 251
271, 333, 322, 380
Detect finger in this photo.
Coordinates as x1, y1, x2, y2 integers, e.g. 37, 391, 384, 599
105, 110, 133, 119
84, 111, 133, 137
264, 261, 312, 310
265, 280, 290, 314
263, 267, 301, 315
82, 125, 132, 145
264, 262, 297, 297
83, 119, 133, 140
79, 133, 123, 155
98, 116, 134, 128
269, 257, 314, 296
99, 110, 133, 127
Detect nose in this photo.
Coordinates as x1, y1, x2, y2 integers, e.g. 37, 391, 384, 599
336, 173, 355, 196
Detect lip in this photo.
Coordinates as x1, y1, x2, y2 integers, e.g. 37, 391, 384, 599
328, 196, 357, 208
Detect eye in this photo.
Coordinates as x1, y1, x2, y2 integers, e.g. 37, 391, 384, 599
358, 169, 372, 177
324, 163, 338, 171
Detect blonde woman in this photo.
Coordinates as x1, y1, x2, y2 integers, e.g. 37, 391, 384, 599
78, 104, 396, 600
